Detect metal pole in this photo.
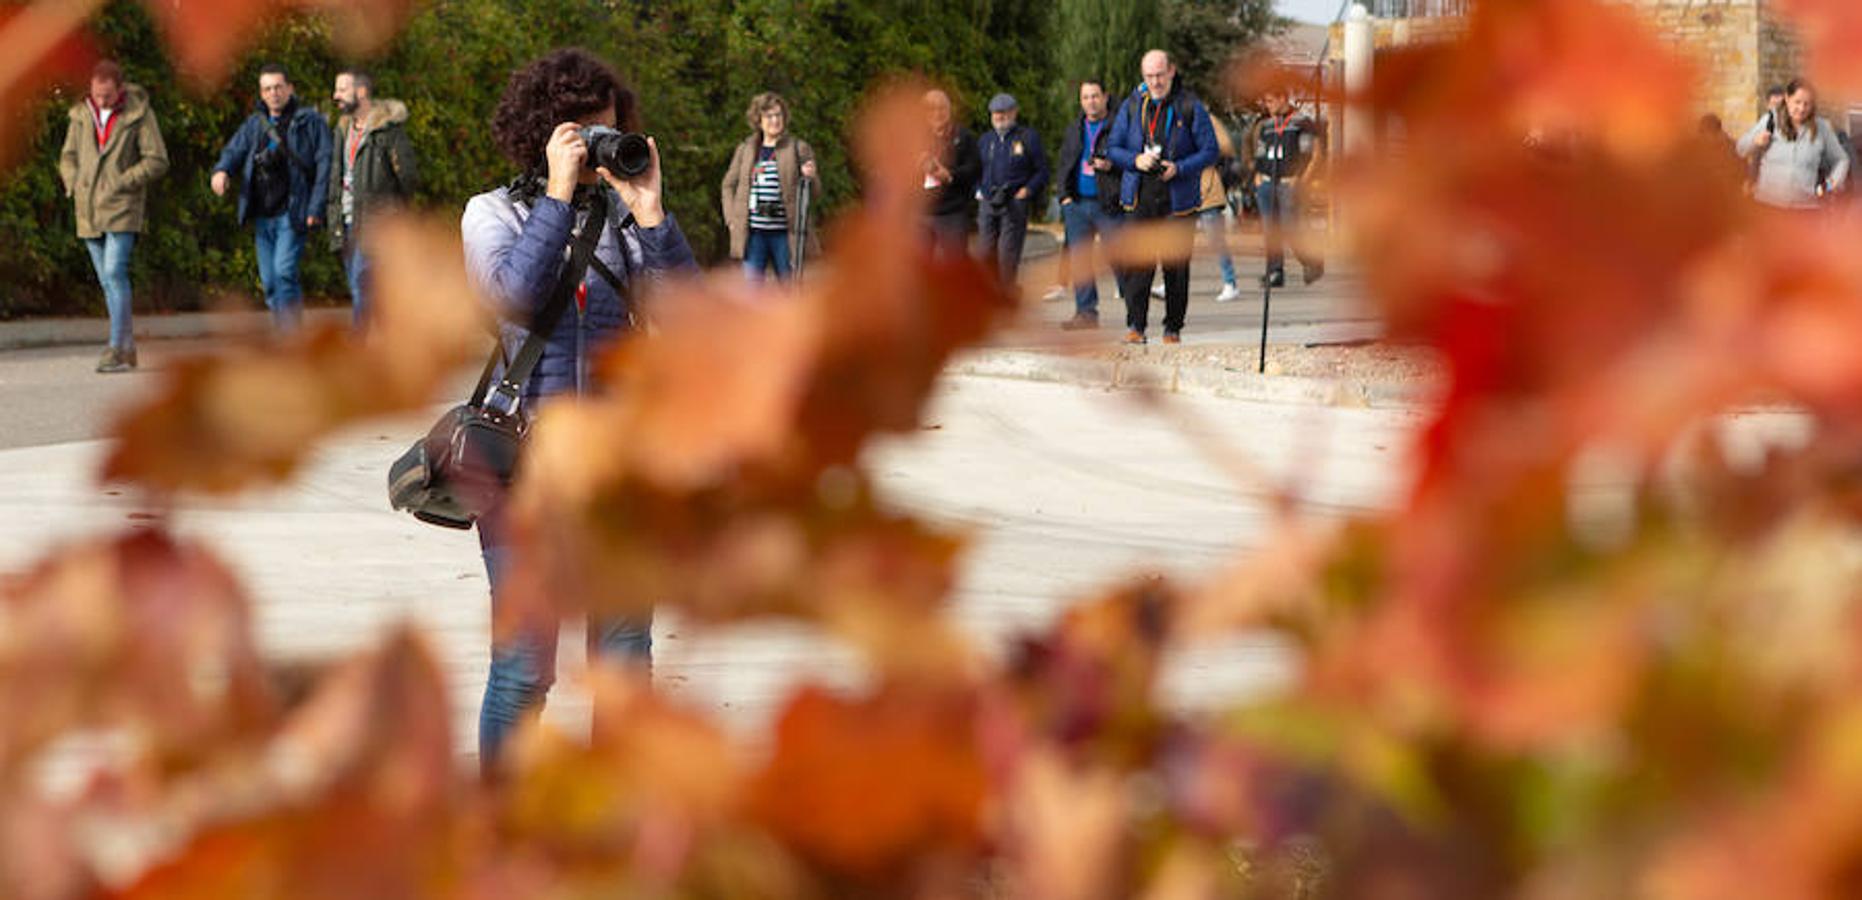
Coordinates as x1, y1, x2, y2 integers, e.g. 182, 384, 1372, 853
794, 175, 812, 280
1258, 166, 1278, 374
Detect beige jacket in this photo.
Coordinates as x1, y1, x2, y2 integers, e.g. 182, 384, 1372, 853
59, 84, 169, 238
720, 132, 821, 260
1198, 116, 1235, 212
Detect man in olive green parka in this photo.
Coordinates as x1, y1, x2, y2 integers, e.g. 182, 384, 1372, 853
59, 60, 169, 373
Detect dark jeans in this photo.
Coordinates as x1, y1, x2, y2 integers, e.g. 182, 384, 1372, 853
1117, 214, 1193, 336
253, 213, 305, 332
743, 227, 792, 281
1255, 180, 1320, 276
1061, 200, 1119, 317
342, 229, 371, 332
476, 509, 652, 775
927, 210, 971, 263
976, 196, 1029, 286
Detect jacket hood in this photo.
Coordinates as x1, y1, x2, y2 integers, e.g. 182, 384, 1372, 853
346, 98, 409, 134
69, 83, 149, 123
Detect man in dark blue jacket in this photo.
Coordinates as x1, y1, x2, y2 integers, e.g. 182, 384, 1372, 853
975, 93, 1048, 289
1056, 79, 1123, 329
1105, 50, 1218, 344
211, 63, 332, 332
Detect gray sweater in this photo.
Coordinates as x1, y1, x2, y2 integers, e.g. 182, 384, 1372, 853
1738, 113, 1850, 209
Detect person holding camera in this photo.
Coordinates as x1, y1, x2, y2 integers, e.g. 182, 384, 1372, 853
1252, 87, 1323, 289
59, 60, 169, 373
1056, 79, 1121, 330
974, 93, 1048, 289
1106, 50, 1218, 345
721, 92, 820, 282
210, 63, 331, 332
921, 89, 981, 262
460, 47, 696, 776
1739, 77, 1850, 210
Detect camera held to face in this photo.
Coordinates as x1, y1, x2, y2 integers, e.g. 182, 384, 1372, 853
578, 125, 651, 178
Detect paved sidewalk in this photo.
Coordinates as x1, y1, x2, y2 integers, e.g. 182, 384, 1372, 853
0, 376, 1424, 758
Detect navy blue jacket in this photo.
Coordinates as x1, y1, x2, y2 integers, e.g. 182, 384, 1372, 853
462, 186, 698, 410
212, 98, 333, 230
1105, 79, 1218, 215
976, 123, 1049, 199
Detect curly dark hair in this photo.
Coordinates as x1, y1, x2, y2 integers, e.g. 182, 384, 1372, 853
490, 48, 638, 173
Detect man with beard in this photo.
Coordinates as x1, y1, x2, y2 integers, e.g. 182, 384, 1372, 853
330, 69, 419, 331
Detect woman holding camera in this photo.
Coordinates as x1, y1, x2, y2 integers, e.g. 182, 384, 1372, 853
461, 48, 696, 774
1739, 77, 1850, 209
721, 92, 820, 281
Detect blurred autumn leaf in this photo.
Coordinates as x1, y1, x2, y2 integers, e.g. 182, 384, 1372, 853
100, 216, 489, 494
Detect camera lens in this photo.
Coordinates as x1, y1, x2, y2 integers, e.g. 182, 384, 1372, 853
578, 126, 652, 178
613, 132, 651, 177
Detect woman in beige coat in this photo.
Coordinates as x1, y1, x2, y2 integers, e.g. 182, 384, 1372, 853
720, 92, 820, 281
58, 61, 168, 372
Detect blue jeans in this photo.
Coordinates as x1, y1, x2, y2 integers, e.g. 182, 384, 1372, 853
343, 229, 371, 331
743, 228, 791, 281
253, 213, 305, 331
1254, 180, 1313, 276
476, 517, 653, 774
1061, 200, 1119, 316
82, 231, 137, 350
1199, 207, 1237, 286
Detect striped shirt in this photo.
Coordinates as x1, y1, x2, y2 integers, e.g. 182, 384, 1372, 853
748, 144, 785, 231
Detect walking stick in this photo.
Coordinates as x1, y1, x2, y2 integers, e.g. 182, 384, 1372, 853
1258, 167, 1279, 374
793, 175, 812, 280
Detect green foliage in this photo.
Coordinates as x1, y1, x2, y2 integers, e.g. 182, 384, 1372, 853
0, 0, 1081, 316
1164, 0, 1283, 112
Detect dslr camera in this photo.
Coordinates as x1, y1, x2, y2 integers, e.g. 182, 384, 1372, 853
577, 125, 651, 177
987, 184, 1014, 207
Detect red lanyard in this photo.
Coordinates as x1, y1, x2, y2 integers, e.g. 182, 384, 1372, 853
1143, 97, 1173, 144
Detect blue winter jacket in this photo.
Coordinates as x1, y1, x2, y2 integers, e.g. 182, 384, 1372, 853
462, 186, 697, 413
1105, 79, 1219, 215
212, 98, 333, 230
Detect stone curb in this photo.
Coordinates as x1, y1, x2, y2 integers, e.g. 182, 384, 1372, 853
951, 348, 1437, 409
0, 308, 354, 351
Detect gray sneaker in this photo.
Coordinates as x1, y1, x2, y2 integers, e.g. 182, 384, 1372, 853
96, 346, 137, 374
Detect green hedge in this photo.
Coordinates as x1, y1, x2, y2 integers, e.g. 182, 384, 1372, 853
1, 0, 1271, 318
0, 0, 1060, 317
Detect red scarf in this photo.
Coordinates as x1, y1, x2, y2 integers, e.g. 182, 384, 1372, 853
88, 94, 123, 149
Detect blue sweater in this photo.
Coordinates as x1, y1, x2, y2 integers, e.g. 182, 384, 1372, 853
462, 186, 697, 412
1105, 81, 1218, 215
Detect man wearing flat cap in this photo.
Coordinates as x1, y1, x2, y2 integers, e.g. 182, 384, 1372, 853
974, 92, 1048, 289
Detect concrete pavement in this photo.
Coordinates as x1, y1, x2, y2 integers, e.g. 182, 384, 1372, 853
0, 375, 1425, 755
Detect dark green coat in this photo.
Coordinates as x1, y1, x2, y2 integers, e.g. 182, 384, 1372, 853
327, 98, 419, 244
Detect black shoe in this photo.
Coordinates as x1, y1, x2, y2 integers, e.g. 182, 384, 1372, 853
1061, 313, 1100, 331
1259, 271, 1286, 289
1303, 262, 1325, 285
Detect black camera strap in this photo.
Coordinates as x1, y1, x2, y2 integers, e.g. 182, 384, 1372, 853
472, 190, 609, 413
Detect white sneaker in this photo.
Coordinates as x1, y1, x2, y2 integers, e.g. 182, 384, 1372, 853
1041, 285, 1066, 302
1214, 282, 1241, 303
1150, 283, 1165, 298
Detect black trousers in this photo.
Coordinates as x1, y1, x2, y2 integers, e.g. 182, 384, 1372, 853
977, 196, 1029, 286
927, 210, 971, 263
1117, 215, 1193, 335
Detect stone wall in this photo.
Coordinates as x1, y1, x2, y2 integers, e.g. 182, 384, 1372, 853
1326, 0, 1841, 140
